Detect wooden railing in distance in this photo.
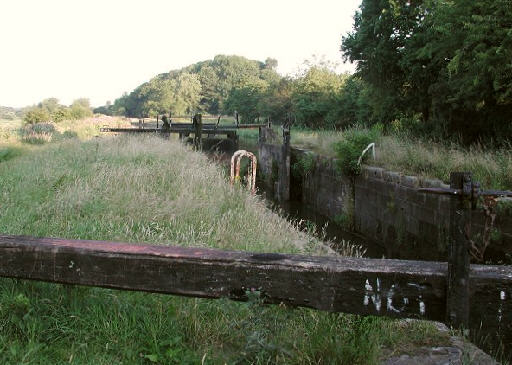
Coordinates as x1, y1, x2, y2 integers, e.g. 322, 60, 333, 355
0, 235, 510, 332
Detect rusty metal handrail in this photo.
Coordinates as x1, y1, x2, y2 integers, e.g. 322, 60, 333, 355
230, 150, 257, 194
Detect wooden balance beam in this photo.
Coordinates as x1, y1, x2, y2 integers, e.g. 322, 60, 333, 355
0, 234, 510, 331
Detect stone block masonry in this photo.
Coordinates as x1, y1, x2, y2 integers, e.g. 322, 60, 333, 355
287, 148, 512, 262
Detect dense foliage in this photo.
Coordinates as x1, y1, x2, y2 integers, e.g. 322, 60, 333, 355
342, 0, 512, 143
97, 55, 367, 128
99, 56, 283, 121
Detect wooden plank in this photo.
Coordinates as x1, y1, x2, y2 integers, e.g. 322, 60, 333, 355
447, 172, 472, 328
0, 235, 510, 326
100, 124, 265, 134
469, 265, 512, 338
100, 128, 235, 136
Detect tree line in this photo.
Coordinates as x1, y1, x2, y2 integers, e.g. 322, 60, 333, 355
0, 106, 23, 120
96, 54, 369, 129
96, 0, 511, 144
4, 98, 94, 125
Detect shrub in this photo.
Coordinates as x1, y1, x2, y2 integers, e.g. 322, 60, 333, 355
52, 108, 71, 123
292, 152, 316, 178
70, 99, 93, 120
333, 126, 381, 176
23, 108, 50, 125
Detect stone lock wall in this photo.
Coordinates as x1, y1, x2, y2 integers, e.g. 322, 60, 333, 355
354, 166, 452, 260
288, 148, 512, 261
291, 148, 353, 221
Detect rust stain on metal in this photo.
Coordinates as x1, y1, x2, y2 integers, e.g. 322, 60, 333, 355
230, 150, 257, 194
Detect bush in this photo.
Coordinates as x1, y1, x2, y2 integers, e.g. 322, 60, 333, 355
23, 108, 50, 125
333, 126, 381, 176
52, 108, 71, 123
70, 99, 93, 120
292, 152, 316, 178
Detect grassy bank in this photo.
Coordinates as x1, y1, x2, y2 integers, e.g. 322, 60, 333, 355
290, 128, 512, 190
0, 132, 451, 364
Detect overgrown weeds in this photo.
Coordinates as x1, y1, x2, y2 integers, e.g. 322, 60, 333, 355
19, 122, 56, 144
291, 125, 512, 189
375, 136, 512, 190
333, 126, 381, 176
292, 152, 316, 178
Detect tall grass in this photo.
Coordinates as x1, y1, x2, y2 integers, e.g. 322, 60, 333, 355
19, 122, 56, 144
0, 146, 24, 163
375, 136, 512, 190
0, 134, 451, 364
0, 135, 322, 253
290, 127, 512, 190
0, 118, 22, 145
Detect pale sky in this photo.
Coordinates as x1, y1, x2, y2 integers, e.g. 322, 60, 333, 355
0, 0, 360, 108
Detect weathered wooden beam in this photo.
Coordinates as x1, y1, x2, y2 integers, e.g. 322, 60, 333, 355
100, 124, 265, 135
447, 172, 472, 329
0, 235, 510, 328
99, 128, 234, 136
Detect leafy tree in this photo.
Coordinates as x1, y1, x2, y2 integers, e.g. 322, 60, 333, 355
93, 106, 111, 116
258, 78, 293, 123
93, 101, 113, 116
342, 0, 512, 142
416, 0, 512, 141
70, 98, 93, 120
264, 57, 278, 70
108, 55, 279, 119
291, 67, 349, 128
38, 98, 60, 115
327, 76, 372, 128
37, 98, 74, 122
0, 106, 18, 120
342, 0, 426, 124
225, 77, 269, 122
111, 93, 129, 116
173, 73, 202, 115
197, 65, 220, 114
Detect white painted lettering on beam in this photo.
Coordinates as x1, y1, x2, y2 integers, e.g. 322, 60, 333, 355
363, 279, 381, 312
363, 279, 427, 316
387, 284, 407, 313
419, 295, 426, 316
498, 290, 506, 323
